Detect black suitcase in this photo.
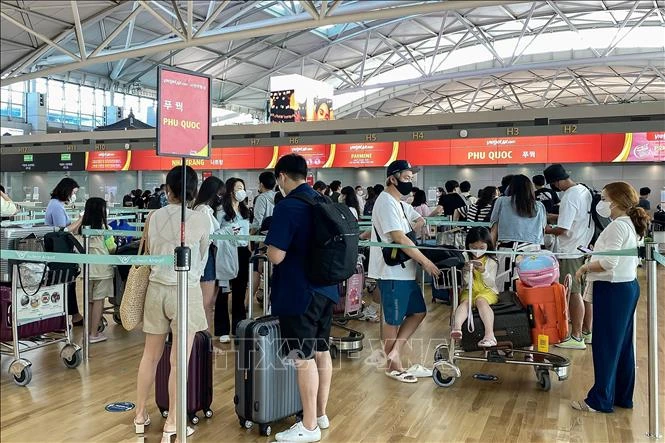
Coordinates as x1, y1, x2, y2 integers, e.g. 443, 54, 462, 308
234, 316, 302, 437
155, 331, 214, 425
460, 292, 532, 352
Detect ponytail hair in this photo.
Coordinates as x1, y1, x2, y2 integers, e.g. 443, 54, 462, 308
603, 181, 651, 239
626, 206, 650, 239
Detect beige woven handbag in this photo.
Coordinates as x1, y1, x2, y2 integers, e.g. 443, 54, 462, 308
120, 213, 153, 331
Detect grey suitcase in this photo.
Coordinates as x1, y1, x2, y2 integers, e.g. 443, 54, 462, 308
0, 226, 56, 283
234, 316, 302, 437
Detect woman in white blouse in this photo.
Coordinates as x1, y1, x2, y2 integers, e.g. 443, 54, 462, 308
133, 166, 210, 440
192, 176, 224, 335
572, 182, 650, 414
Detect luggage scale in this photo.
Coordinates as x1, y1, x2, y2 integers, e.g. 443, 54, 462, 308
431, 257, 571, 391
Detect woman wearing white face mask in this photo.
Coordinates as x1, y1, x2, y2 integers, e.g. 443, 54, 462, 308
450, 227, 500, 348
571, 182, 650, 414
45, 177, 84, 325
214, 177, 251, 343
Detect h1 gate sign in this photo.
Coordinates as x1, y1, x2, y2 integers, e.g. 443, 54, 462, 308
157, 66, 212, 159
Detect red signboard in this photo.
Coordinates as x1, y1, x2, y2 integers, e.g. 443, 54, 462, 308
215, 147, 256, 169
85, 151, 131, 171
403, 140, 451, 166
277, 144, 329, 169
157, 66, 211, 159
450, 136, 548, 165
330, 142, 400, 168
547, 134, 602, 163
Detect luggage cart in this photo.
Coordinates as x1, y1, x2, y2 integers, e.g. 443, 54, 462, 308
431, 258, 570, 391
329, 256, 365, 359
1, 265, 82, 386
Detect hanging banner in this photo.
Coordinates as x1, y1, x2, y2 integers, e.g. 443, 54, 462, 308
403, 140, 451, 166
450, 136, 548, 165
156, 66, 211, 159
85, 151, 132, 171
601, 132, 665, 162
327, 142, 400, 168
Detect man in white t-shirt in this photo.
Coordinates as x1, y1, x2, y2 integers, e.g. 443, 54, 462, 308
544, 164, 594, 350
368, 160, 440, 383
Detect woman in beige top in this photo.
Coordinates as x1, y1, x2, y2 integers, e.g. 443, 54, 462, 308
133, 166, 210, 441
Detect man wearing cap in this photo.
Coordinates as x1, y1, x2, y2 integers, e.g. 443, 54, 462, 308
543, 164, 594, 350
368, 160, 441, 383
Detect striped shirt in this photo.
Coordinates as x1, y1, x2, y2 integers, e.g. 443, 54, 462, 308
458, 202, 494, 223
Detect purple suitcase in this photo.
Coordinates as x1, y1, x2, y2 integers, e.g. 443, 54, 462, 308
0, 285, 67, 342
155, 330, 214, 424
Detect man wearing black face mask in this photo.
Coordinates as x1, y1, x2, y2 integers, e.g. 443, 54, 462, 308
368, 160, 441, 384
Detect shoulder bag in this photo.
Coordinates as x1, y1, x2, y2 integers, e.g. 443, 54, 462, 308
120, 212, 153, 331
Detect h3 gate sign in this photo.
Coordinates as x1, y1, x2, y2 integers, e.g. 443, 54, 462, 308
156, 66, 212, 159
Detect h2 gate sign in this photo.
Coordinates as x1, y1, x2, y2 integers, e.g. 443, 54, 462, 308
157, 66, 212, 159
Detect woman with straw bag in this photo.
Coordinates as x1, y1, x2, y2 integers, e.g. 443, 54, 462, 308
131, 166, 211, 441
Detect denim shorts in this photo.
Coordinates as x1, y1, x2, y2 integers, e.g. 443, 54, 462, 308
377, 279, 426, 326
200, 245, 216, 282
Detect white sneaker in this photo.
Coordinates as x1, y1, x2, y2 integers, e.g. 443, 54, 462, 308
317, 415, 330, 430
219, 335, 230, 343
275, 421, 321, 442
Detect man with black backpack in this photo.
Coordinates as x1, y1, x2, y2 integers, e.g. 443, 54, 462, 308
266, 154, 356, 442
544, 164, 594, 350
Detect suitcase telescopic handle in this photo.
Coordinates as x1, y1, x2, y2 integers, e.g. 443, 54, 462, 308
248, 254, 269, 319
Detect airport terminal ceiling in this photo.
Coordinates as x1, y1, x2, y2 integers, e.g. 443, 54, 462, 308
1, 0, 664, 123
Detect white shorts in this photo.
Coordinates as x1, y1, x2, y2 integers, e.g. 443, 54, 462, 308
90, 278, 113, 301
583, 279, 593, 304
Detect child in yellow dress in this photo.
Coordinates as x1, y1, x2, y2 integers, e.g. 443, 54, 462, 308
450, 227, 499, 347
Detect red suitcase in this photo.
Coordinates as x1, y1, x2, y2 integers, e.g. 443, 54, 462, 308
516, 280, 569, 345
0, 285, 67, 342
155, 330, 214, 424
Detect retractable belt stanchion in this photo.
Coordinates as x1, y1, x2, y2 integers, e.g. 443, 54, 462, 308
82, 226, 90, 363
176, 160, 190, 443
645, 242, 660, 439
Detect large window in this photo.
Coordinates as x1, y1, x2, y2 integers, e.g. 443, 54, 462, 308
0, 82, 25, 119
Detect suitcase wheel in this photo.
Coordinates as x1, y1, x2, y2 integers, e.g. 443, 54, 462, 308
160, 409, 168, 418
259, 424, 272, 436
190, 414, 199, 425
238, 417, 253, 429
204, 409, 213, 419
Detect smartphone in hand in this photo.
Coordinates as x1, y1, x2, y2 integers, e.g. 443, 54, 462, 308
577, 246, 593, 255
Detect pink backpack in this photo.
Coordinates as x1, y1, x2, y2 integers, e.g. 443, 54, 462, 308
517, 254, 560, 288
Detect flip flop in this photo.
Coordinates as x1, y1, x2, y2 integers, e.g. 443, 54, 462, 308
450, 329, 462, 340
478, 337, 498, 348
571, 400, 597, 412
406, 364, 433, 378
385, 370, 418, 384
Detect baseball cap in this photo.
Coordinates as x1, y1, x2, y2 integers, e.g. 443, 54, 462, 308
386, 160, 419, 177
543, 164, 569, 184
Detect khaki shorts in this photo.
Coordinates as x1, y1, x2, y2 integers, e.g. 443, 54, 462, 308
143, 281, 208, 335
560, 258, 585, 294
90, 278, 113, 301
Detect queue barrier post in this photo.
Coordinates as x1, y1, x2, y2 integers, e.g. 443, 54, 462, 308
645, 242, 661, 439
82, 226, 90, 363
175, 245, 191, 442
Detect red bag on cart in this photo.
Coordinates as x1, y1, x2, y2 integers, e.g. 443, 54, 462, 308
1, 285, 67, 342
516, 280, 569, 345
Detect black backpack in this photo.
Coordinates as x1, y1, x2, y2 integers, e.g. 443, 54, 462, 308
43, 230, 85, 283
147, 194, 162, 209
580, 184, 611, 246
290, 194, 360, 286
